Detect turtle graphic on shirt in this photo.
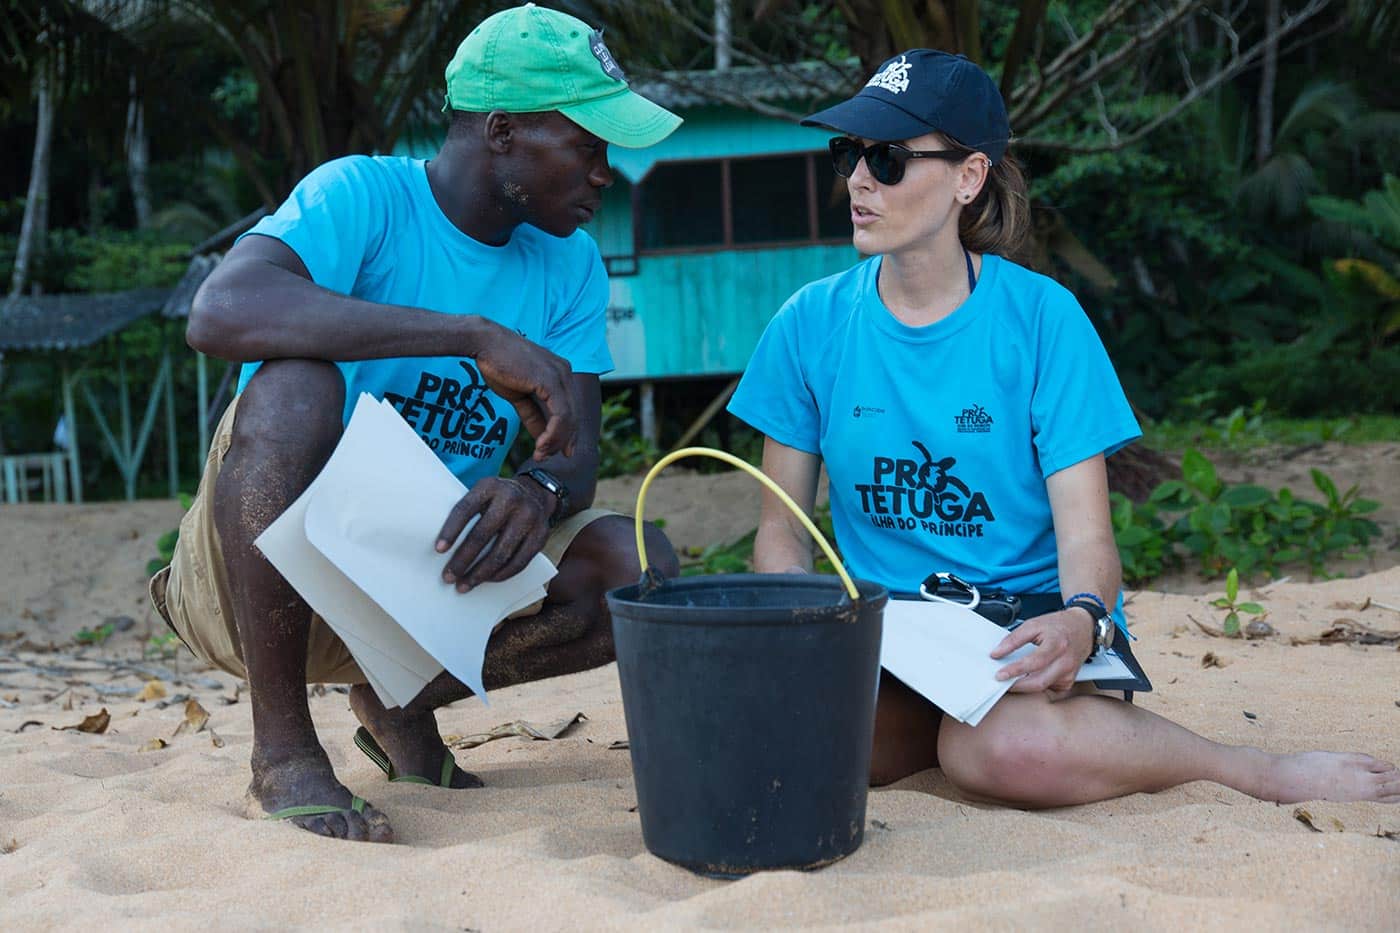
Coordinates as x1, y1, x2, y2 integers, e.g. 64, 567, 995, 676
911, 441, 971, 508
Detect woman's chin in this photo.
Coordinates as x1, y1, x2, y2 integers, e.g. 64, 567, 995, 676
852, 227, 887, 254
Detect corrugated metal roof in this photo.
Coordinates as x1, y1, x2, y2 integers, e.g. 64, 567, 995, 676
0, 287, 171, 351
633, 60, 861, 110
162, 253, 222, 319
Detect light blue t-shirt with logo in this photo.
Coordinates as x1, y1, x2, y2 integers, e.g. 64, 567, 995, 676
728, 253, 1140, 598
235, 155, 613, 487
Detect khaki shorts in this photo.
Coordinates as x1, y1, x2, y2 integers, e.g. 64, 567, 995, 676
148, 395, 619, 684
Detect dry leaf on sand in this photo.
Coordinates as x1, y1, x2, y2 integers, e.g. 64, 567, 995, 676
1290, 619, 1400, 647
446, 712, 587, 750
140, 738, 169, 752
1293, 807, 1345, 833
1188, 615, 1226, 638
172, 699, 210, 738
1201, 652, 1229, 669
55, 708, 110, 734
135, 680, 167, 702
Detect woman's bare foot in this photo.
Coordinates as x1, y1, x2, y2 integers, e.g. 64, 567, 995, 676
248, 743, 394, 842
1242, 750, 1400, 804
349, 684, 483, 788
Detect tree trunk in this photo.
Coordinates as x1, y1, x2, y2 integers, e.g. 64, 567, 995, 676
715, 0, 732, 70
1256, 0, 1280, 165
126, 73, 152, 229
10, 54, 56, 299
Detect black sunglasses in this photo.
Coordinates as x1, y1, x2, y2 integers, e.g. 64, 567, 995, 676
829, 137, 967, 186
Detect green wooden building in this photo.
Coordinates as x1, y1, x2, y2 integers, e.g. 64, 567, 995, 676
402, 63, 861, 403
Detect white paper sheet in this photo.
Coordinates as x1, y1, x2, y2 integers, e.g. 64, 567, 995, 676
254, 439, 443, 708
256, 394, 557, 708
880, 599, 1018, 726
879, 599, 1133, 726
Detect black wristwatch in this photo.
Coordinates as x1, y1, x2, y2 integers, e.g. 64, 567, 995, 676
517, 466, 570, 526
1065, 596, 1114, 658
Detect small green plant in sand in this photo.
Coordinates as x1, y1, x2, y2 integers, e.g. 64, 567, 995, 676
146, 493, 193, 576
1210, 568, 1267, 637
145, 631, 182, 660
680, 504, 842, 577
682, 529, 755, 576
74, 622, 115, 646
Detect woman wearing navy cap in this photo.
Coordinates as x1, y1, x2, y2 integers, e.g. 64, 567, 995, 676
727, 50, 1398, 807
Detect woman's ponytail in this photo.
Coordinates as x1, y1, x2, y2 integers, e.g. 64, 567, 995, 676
950, 140, 1031, 262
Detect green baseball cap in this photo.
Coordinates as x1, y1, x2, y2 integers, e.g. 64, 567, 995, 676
444, 3, 681, 149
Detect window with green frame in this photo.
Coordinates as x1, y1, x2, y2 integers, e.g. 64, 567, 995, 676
638, 152, 851, 253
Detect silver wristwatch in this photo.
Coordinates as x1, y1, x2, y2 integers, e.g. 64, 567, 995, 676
1065, 596, 1114, 657
1091, 615, 1115, 654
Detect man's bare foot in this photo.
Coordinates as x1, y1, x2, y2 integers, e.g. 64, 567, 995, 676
248, 745, 394, 842
349, 684, 483, 789
1247, 750, 1400, 804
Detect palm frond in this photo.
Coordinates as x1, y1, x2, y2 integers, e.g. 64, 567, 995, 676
1274, 80, 1360, 148
1236, 151, 1319, 221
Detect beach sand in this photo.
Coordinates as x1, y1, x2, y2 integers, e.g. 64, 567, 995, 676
1, 461, 1398, 930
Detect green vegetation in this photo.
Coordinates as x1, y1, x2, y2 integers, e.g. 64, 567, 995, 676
74, 623, 115, 646
597, 391, 659, 479
1111, 449, 1381, 585
146, 493, 193, 576
1210, 568, 1267, 638
680, 503, 840, 578
1143, 409, 1400, 452
3, 2, 1397, 515
145, 631, 182, 660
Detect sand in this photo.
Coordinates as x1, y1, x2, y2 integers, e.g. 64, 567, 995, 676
1, 453, 1398, 930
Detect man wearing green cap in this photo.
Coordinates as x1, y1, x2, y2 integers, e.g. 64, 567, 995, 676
151, 4, 682, 843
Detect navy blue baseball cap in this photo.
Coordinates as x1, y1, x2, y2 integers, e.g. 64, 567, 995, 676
802, 50, 1012, 163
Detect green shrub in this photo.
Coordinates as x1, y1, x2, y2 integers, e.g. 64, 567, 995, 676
597, 390, 657, 478
0, 228, 190, 295
1112, 449, 1381, 583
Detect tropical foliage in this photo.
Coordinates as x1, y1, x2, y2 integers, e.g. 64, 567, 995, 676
1, 0, 1397, 522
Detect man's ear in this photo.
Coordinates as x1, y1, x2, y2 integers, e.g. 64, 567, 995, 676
485, 110, 514, 154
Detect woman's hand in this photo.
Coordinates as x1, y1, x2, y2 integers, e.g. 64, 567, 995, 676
989, 609, 1095, 693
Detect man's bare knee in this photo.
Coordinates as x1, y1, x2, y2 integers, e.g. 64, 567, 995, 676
233, 360, 346, 460
555, 515, 678, 601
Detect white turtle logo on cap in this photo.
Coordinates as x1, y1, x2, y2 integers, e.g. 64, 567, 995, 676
866, 55, 912, 95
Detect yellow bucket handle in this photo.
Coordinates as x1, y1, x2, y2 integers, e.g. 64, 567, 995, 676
633, 446, 860, 602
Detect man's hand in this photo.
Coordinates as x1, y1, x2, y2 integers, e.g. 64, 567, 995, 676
435, 477, 555, 591
469, 319, 577, 460
989, 609, 1095, 693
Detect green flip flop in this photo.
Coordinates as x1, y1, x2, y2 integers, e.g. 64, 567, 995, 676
265, 795, 371, 821
354, 726, 457, 787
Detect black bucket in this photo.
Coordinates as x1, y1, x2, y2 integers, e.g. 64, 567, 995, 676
607, 572, 887, 878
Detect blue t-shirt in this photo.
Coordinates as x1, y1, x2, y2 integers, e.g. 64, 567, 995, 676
728, 253, 1140, 599
235, 155, 613, 487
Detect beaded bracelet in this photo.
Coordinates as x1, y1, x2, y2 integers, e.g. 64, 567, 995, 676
1064, 591, 1108, 614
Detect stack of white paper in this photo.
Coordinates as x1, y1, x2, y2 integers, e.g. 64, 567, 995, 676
256, 393, 557, 709
879, 599, 1132, 726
